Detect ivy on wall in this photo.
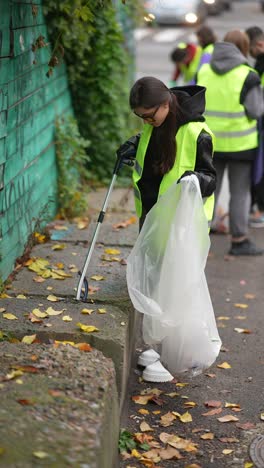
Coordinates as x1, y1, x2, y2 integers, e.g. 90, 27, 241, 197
43, 0, 139, 183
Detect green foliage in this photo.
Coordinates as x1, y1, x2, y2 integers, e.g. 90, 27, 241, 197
43, 0, 139, 183
118, 428, 150, 453
118, 429, 137, 453
55, 117, 90, 218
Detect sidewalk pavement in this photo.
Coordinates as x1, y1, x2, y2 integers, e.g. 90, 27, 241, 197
0, 187, 138, 468
1, 187, 264, 468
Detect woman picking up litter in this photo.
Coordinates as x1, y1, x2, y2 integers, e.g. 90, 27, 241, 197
117, 76, 217, 382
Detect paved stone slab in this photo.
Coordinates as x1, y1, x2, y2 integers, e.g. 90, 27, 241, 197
10, 243, 132, 303
0, 342, 119, 468
87, 187, 135, 213
49, 213, 138, 247
0, 297, 131, 397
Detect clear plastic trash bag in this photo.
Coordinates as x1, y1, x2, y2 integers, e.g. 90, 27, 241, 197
126, 175, 221, 376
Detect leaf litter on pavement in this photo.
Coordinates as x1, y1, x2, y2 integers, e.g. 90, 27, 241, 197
120, 287, 259, 468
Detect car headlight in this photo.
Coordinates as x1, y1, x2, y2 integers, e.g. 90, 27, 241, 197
144, 13, 155, 22
185, 12, 198, 23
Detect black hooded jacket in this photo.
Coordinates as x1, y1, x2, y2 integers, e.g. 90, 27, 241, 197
138, 85, 216, 213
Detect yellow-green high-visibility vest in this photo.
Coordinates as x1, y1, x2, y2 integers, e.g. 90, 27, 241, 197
261, 73, 264, 87
178, 44, 202, 83
132, 121, 215, 224
197, 63, 258, 152
203, 44, 214, 55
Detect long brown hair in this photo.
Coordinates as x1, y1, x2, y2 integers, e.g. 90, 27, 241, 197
129, 76, 184, 174
224, 30, 249, 57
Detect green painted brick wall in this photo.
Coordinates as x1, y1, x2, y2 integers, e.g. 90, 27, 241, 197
0, 1, 73, 281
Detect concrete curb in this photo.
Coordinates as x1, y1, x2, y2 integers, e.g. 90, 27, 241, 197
0, 188, 137, 467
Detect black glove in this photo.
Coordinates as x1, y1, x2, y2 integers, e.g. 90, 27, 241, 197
177, 170, 196, 183
116, 134, 140, 166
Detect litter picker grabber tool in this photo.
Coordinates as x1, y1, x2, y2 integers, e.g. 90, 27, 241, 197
76, 139, 138, 301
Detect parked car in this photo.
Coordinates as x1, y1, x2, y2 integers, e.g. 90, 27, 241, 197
143, 0, 208, 26
202, 0, 232, 15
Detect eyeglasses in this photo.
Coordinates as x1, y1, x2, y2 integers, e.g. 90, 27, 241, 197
134, 105, 160, 123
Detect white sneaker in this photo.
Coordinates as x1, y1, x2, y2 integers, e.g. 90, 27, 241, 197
137, 349, 160, 367
142, 360, 174, 383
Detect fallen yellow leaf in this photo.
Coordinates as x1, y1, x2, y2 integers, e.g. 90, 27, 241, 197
33, 451, 48, 459
234, 328, 252, 334
172, 411, 192, 423
62, 316, 72, 322
76, 323, 99, 333
104, 248, 120, 255
217, 362, 231, 369
217, 316, 230, 320
234, 303, 248, 309
244, 463, 254, 468
17, 294, 27, 299
98, 308, 107, 314
81, 308, 94, 315
222, 449, 233, 455
3, 313, 18, 320
47, 295, 60, 302
90, 275, 105, 281
46, 307, 64, 316
32, 308, 48, 318
138, 409, 149, 415
131, 449, 141, 458
22, 334, 37, 344
51, 244, 66, 250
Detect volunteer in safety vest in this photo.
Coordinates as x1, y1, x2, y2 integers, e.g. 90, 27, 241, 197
196, 25, 217, 71
117, 76, 216, 230
169, 43, 202, 86
246, 26, 264, 227
197, 29, 264, 256
117, 76, 216, 383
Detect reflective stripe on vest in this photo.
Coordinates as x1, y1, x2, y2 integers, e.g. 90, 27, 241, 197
197, 63, 258, 153
132, 121, 214, 224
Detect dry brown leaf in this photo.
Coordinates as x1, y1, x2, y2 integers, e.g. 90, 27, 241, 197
234, 328, 252, 334
159, 433, 197, 452
204, 400, 222, 408
140, 421, 154, 432
244, 294, 255, 299
200, 433, 214, 440
172, 411, 192, 423
202, 407, 222, 417
138, 409, 149, 415
236, 422, 255, 430
217, 415, 239, 423
160, 412, 176, 427
219, 437, 239, 443
112, 216, 137, 230
159, 446, 183, 460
